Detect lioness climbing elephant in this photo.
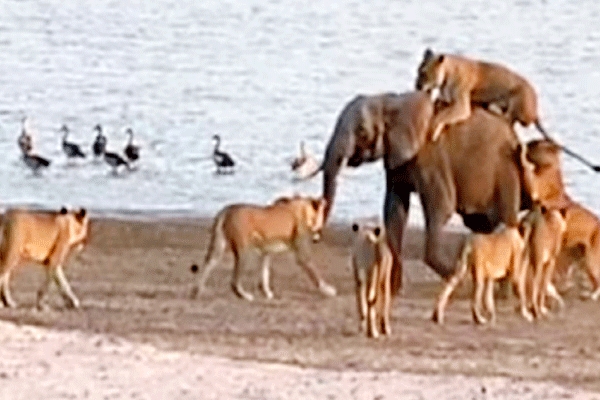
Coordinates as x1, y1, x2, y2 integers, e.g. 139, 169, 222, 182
311, 91, 565, 294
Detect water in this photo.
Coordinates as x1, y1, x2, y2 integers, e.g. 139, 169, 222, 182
0, 0, 599, 225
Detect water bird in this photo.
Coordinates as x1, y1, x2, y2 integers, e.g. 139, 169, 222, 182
103, 149, 130, 175
290, 141, 319, 180
212, 134, 235, 174
92, 124, 107, 158
123, 127, 140, 162
22, 151, 51, 174
18, 117, 33, 155
60, 125, 86, 159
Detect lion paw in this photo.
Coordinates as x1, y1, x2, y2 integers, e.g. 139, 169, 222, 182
318, 282, 337, 297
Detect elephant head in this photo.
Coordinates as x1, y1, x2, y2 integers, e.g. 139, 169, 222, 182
313, 92, 434, 221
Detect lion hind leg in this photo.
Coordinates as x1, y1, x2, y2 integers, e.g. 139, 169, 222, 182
433, 241, 470, 324
484, 278, 496, 325
259, 255, 274, 300
546, 282, 565, 310
472, 270, 488, 325
0, 271, 15, 308
231, 251, 255, 301
36, 268, 53, 310
430, 94, 472, 141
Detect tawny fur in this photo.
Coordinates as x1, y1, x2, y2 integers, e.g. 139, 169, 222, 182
433, 226, 529, 325
190, 195, 336, 301
351, 222, 393, 338
552, 203, 600, 300
0, 207, 89, 309
519, 204, 567, 319
416, 49, 546, 141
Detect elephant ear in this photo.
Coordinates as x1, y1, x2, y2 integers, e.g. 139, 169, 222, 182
383, 92, 435, 169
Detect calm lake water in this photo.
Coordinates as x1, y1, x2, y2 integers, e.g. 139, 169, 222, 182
0, 0, 599, 225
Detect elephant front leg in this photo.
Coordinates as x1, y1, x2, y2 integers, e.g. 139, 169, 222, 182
423, 220, 457, 279
384, 187, 410, 295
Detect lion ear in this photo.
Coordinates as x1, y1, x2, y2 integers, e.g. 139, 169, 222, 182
59, 207, 68, 215
311, 199, 320, 210
77, 208, 87, 219
436, 54, 445, 64
424, 48, 434, 60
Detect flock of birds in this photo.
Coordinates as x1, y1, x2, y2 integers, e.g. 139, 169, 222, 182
17, 117, 140, 175
17, 117, 319, 179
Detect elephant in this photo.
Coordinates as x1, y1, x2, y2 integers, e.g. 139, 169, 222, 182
313, 91, 559, 293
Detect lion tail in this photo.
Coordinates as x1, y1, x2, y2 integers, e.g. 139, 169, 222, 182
189, 207, 231, 297
200, 207, 229, 270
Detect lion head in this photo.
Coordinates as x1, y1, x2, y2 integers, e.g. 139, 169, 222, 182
64, 207, 90, 251
415, 48, 446, 93
351, 220, 386, 245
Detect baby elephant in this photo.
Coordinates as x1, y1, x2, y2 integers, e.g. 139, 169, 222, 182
351, 221, 393, 338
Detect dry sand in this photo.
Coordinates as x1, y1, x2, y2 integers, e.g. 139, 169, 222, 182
0, 217, 599, 399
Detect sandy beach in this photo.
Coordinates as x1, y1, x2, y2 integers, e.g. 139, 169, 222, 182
0, 217, 599, 399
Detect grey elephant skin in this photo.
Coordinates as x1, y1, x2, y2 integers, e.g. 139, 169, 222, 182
318, 91, 546, 293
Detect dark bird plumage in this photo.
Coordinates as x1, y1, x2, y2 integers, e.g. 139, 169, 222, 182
61, 125, 86, 158
22, 153, 51, 174
212, 134, 235, 174
18, 117, 33, 155
92, 124, 107, 157
103, 150, 130, 174
124, 128, 140, 162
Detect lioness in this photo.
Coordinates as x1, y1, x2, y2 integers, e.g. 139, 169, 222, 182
351, 221, 393, 338
519, 203, 567, 318
0, 207, 89, 309
553, 203, 600, 300
433, 225, 529, 325
190, 195, 337, 301
415, 48, 546, 142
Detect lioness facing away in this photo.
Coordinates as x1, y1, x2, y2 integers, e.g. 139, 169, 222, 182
0, 207, 89, 309
415, 48, 546, 141
432, 225, 529, 325
190, 195, 336, 301
351, 221, 393, 338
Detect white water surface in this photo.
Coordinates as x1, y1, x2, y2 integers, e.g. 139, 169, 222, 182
0, 0, 599, 225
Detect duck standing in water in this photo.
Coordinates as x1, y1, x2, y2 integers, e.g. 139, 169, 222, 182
103, 148, 130, 175
92, 124, 107, 158
212, 134, 235, 174
18, 117, 33, 155
22, 151, 51, 175
123, 127, 140, 163
19, 117, 51, 174
61, 125, 86, 159
290, 141, 319, 180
